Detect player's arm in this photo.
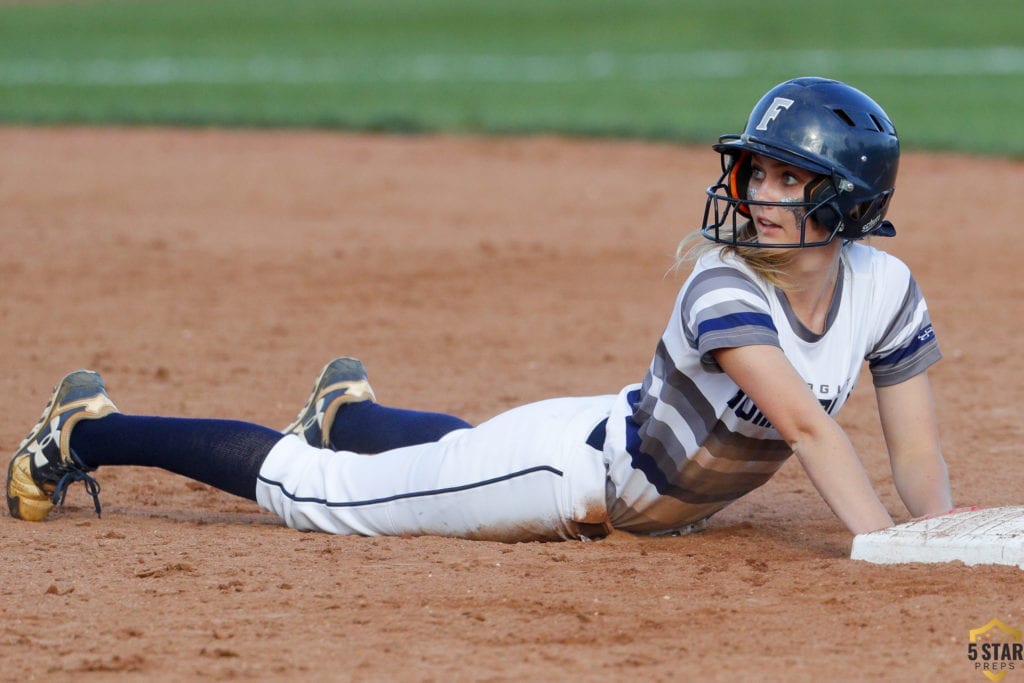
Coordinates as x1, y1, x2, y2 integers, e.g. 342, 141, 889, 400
713, 344, 893, 535
875, 371, 953, 518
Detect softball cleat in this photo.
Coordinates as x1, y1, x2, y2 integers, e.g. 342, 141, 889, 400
283, 357, 376, 449
6, 370, 118, 521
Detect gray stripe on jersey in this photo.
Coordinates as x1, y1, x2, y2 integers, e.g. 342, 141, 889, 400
867, 275, 942, 386
636, 340, 718, 443
641, 419, 790, 476
673, 450, 787, 501
680, 266, 766, 321
680, 267, 778, 357
634, 341, 791, 505
685, 300, 776, 349
701, 421, 791, 462
871, 334, 942, 387
871, 276, 923, 354
697, 326, 781, 360
648, 443, 790, 505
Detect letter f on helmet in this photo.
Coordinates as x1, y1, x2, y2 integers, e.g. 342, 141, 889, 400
755, 97, 795, 131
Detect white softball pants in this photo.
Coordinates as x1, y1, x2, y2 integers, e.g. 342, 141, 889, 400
255, 395, 614, 542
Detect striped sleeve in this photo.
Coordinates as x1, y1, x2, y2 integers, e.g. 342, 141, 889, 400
866, 275, 942, 386
680, 265, 780, 369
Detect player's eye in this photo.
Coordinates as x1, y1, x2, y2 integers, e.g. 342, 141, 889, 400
750, 166, 765, 181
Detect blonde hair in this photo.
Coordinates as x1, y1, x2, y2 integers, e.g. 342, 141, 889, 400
672, 222, 796, 289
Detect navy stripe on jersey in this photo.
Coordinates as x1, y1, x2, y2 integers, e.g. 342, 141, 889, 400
681, 266, 780, 358
257, 465, 563, 508
684, 302, 776, 350
697, 311, 775, 338
869, 322, 940, 385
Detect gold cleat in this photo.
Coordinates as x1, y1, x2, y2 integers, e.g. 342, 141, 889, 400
283, 357, 376, 449
6, 370, 118, 521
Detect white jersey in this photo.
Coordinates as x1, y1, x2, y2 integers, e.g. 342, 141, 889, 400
603, 242, 941, 532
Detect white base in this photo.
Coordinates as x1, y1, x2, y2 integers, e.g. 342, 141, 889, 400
851, 506, 1024, 569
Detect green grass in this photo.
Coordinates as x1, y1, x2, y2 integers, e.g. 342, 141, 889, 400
1, 0, 1023, 154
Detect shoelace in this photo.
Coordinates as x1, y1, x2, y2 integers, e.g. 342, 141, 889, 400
51, 466, 102, 517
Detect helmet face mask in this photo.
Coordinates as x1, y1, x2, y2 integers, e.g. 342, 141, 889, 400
703, 151, 849, 249
701, 77, 899, 249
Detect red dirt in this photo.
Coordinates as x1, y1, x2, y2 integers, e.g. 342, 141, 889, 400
1, 127, 1022, 681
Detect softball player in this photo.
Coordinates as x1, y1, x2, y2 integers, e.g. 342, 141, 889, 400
7, 77, 954, 542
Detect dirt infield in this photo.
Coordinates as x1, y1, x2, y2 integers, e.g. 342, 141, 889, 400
1, 127, 1022, 681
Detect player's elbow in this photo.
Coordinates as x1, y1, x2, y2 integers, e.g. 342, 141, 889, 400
776, 408, 842, 453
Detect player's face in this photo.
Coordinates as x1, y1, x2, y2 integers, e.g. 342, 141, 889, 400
746, 154, 829, 245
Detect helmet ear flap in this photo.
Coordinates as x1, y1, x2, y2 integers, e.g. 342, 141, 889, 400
807, 177, 896, 238
727, 151, 752, 217
850, 191, 895, 236
805, 176, 842, 232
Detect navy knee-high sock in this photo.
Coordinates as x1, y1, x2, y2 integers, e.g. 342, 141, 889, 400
71, 414, 282, 501
329, 402, 471, 454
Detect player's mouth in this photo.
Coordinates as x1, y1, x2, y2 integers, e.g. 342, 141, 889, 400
755, 216, 785, 237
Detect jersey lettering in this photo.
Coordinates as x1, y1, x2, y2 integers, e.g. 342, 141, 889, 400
727, 388, 843, 429
755, 97, 795, 131
807, 383, 844, 396
726, 390, 775, 429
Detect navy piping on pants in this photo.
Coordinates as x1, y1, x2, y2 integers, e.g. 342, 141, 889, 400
257, 465, 564, 509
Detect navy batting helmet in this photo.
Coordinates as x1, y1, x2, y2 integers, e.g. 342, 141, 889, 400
701, 77, 900, 248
